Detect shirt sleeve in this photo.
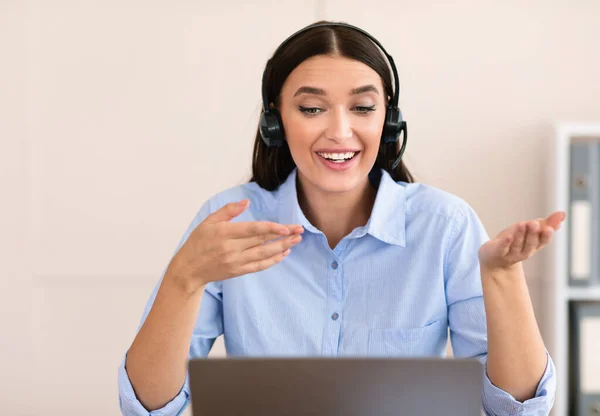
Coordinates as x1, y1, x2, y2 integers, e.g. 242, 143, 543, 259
481, 351, 556, 416
444, 202, 556, 416
118, 201, 225, 416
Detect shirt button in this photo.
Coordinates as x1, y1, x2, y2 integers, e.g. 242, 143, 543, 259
331, 313, 339, 321
331, 261, 338, 269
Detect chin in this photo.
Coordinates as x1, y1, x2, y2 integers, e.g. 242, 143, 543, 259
307, 168, 370, 195
295, 151, 376, 194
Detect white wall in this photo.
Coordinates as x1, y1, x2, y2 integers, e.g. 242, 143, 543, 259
3, 1, 600, 414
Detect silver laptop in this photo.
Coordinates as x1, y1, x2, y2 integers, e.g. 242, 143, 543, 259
188, 357, 483, 415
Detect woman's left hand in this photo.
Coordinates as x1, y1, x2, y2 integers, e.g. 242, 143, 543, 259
478, 211, 567, 273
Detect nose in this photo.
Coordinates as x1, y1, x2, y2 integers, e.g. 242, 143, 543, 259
325, 107, 352, 142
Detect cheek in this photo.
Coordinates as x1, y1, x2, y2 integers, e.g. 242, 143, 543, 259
357, 117, 385, 149
289, 111, 323, 132
283, 114, 323, 151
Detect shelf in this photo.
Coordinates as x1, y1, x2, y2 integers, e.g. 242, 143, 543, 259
565, 286, 600, 301
547, 122, 600, 416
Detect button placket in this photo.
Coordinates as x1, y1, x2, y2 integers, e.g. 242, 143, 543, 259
329, 259, 342, 319
323, 256, 343, 356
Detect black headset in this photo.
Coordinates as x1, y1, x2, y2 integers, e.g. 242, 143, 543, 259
259, 22, 408, 170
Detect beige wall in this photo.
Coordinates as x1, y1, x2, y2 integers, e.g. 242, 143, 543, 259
3, 0, 600, 414
1, 1, 31, 415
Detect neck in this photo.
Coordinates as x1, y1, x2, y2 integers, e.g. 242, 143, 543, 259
296, 173, 377, 250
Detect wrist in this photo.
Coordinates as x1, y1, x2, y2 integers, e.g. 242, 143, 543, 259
164, 260, 208, 298
480, 262, 527, 287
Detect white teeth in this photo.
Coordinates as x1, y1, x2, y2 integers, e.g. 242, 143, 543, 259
317, 151, 357, 160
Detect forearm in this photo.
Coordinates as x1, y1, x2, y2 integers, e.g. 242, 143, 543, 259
126, 271, 205, 411
481, 263, 547, 402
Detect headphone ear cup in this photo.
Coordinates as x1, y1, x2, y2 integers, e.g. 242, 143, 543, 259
260, 109, 285, 148
382, 106, 403, 144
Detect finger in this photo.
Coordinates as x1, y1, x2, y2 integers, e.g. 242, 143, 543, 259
522, 221, 540, 256
287, 225, 305, 234
545, 211, 566, 230
204, 200, 249, 224
224, 221, 300, 239
234, 232, 289, 251
238, 248, 292, 275
497, 232, 514, 257
537, 226, 554, 250
508, 222, 527, 257
238, 234, 302, 264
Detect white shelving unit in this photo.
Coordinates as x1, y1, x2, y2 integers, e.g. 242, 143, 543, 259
544, 122, 600, 416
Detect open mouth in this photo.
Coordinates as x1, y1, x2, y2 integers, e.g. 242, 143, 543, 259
316, 151, 360, 163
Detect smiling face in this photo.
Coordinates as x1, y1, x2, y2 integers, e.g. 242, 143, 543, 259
278, 54, 387, 195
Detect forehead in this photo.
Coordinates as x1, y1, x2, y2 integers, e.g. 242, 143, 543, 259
282, 55, 383, 94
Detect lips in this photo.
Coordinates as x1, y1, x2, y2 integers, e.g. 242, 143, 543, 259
315, 151, 361, 172
316, 152, 357, 162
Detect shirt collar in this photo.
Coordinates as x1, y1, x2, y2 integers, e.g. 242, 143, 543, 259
277, 168, 406, 246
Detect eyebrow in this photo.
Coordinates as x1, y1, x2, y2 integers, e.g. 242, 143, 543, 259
293, 84, 379, 97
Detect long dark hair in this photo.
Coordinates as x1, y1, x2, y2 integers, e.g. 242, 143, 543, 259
250, 20, 415, 191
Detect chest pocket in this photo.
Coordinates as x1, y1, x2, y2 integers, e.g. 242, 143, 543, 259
367, 319, 447, 357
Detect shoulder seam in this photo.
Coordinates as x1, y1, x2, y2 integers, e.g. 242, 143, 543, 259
442, 203, 470, 280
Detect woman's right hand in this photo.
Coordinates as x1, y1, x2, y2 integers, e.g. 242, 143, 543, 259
165, 199, 304, 293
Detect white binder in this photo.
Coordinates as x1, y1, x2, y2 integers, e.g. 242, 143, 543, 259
569, 141, 599, 286
570, 301, 600, 415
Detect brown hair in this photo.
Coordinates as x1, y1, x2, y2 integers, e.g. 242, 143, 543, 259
250, 20, 415, 191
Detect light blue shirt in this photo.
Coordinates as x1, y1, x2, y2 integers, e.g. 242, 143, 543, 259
118, 167, 556, 416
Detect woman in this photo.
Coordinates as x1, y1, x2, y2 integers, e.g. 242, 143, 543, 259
119, 21, 560, 416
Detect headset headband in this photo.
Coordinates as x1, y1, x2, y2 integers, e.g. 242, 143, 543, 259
261, 22, 400, 113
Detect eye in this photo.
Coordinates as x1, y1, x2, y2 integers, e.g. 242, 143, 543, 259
354, 105, 376, 115
298, 106, 323, 116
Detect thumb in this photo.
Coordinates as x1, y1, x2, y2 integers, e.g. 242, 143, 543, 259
480, 233, 512, 262
204, 200, 249, 224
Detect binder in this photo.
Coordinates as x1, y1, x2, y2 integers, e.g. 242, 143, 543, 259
569, 301, 600, 416
569, 141, 600, 286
